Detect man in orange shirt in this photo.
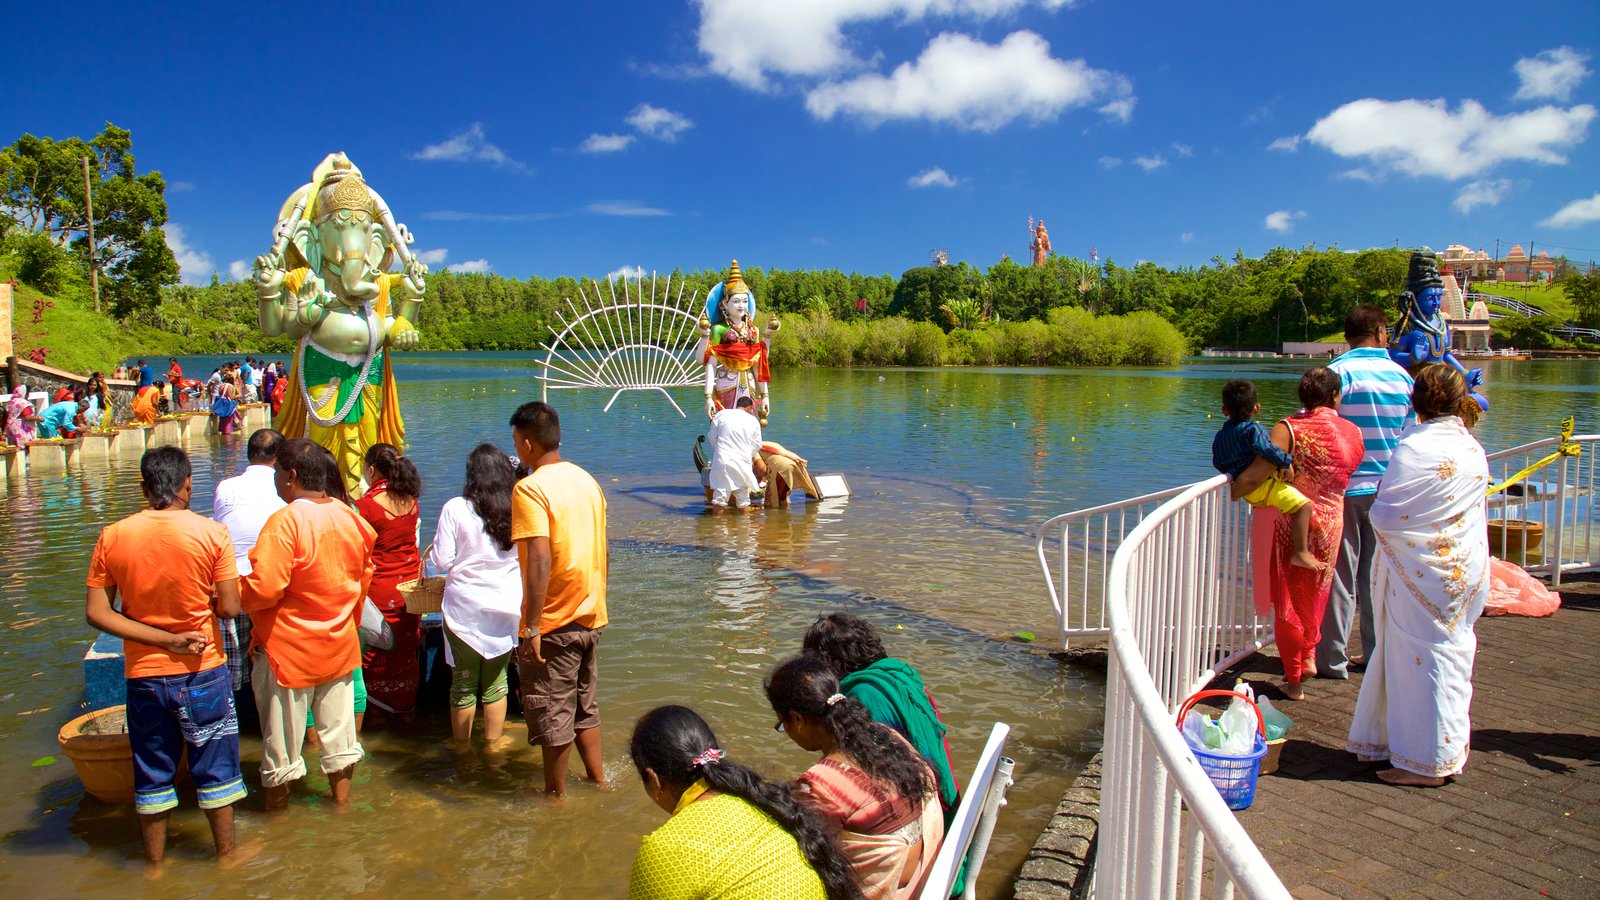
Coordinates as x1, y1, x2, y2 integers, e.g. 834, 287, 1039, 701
509, 401, 609, 796
85, 446, 244, 865
241, 437, 375, 810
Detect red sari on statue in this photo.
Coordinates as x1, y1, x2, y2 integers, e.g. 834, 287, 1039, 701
357, 481, 422, 714
1250, 406, 1364, 684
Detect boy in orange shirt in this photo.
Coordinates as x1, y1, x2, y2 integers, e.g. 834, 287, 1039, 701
85, 446, 244, 865
509, 401, 609, 796
241, 438, 375, 810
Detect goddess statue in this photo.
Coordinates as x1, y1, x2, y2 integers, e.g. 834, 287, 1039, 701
252, 153, 427, 493
1390, 249, 1488, 410
698, 260, 778, 424
1029, 217, 1052, 268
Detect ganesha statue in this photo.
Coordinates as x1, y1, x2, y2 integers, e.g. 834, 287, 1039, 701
1389, 249, 1488, 411
252, 153, 426, 493
698, 260, 779, 424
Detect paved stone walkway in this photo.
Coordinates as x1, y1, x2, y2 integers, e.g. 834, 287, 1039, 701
1209, 573, 1600, 899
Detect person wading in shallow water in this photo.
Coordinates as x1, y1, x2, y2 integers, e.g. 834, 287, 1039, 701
509, 401, 610, 796
241, 437, 374, 810
85, 446, 246, 866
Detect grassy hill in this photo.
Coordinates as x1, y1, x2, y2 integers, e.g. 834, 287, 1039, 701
1470, 281, 1573, 321
6, 278, 135, 376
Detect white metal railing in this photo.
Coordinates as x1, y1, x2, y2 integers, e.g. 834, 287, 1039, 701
1035, 484, 1192, 650
919, 722, 1014, 900
1484, 434, 1599, 587
1094, 475, 1286, 899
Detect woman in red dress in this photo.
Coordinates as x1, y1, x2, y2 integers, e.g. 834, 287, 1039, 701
356, 443, 424, 720
1241, 368, 1365, 701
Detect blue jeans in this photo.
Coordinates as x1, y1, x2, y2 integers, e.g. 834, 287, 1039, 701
126, 665, 245, 815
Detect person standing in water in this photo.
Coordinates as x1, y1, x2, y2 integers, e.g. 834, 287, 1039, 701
509, 401, 609, 796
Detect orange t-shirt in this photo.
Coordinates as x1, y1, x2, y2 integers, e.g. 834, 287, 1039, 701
241, 498, 375, 689
85, 509, 236, 678
511, 460, 608, 634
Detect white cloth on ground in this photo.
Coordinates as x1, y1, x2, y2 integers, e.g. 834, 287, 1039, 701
427, 496, 522, 666
706, 407, 762, 495
1346, 416, 1490, 777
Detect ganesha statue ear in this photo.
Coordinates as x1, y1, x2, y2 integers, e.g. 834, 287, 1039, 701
365, 222, 390, 272
289, 220, 320, 272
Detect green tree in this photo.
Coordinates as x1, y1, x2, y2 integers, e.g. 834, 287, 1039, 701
0, 123, 178, 315
1563, 269, 1600, 329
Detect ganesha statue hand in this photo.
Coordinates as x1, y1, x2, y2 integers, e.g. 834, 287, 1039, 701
698, 260, 778, 424
253, 152, 426, 492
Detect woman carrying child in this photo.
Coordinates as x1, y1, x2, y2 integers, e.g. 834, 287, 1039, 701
767, 655, 943, 899
1236, 368, 1364, 700
627, 705, 859, 899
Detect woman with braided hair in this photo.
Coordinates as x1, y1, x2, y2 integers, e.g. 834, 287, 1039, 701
767, 655, 944, 900
627, 705, 859, 900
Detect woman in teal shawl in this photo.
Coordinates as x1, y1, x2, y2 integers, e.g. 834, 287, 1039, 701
803, 613, 959, 819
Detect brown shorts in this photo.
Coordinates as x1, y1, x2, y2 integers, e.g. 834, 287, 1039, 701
516, 624, 601, 747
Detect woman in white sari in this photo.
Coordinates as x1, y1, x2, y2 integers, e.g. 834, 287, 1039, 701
1347, 364, 1491, 786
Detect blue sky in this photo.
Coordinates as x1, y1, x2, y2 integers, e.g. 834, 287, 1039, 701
7, 1, 1599, 285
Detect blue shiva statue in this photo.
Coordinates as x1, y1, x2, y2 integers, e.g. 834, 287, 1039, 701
1389, 249, 1488, 411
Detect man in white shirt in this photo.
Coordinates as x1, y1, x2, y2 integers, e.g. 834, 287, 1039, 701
211, 429, 286, 705
706, 396, 763, 510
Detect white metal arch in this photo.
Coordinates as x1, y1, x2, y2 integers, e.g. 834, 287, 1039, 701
538, 273, 705, 417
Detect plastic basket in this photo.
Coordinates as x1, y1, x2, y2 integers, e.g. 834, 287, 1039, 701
1177, 689, 1269, 811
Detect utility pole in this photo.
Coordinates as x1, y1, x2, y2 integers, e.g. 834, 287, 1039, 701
82, 157, 100, 313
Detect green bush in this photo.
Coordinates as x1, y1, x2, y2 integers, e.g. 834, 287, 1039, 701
903, 322, 947, 366
9, 231, 73, 295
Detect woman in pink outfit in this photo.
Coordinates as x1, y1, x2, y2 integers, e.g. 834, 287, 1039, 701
1240, 368, 1365, 700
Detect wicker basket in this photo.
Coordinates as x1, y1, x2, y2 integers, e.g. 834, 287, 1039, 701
399, 546, 445, 614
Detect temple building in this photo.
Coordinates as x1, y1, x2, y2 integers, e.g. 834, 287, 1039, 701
1439, 244, 1557, 283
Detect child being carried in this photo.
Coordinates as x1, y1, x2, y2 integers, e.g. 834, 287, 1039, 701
1211, 379, 1320, 570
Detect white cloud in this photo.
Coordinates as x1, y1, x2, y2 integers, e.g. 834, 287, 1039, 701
1453, 178, 1513, 214
415, 248, 450, 266
806, 31, 1131, 132
1514, 47, 1592, 103
1132, 154, 1167, 171
168, 180, 196, 193
447, 259, 492, 274
1180, 231, 1195, 243
1264, 210, 1306, 233
1541, 191, 1600, 228
1267, 135, 1301, 152
1304, 98, 1596, 180
626, 104, 694, 141
1172, 142, 1193, 157
586, 201, 670, 217
1337, 167, 1381, 183
227, 259, 250, 282
907, 167, 961, 188
412, 124, 526, 171
1099, 97, 1136, 123
164, 224, 215, 286
608, 265, 648, 281
1097, 155, 1122, 168
695, 0, 1078, 91
579, 133, 635, 154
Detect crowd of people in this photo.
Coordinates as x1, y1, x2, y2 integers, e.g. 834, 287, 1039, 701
1212, 303, 1493, 788
84, 399, 966, 897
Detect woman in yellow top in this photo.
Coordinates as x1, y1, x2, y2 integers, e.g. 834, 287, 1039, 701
628, 705, 861, 900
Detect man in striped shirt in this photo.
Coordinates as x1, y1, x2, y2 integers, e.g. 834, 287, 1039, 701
1317, 304, 1414, 679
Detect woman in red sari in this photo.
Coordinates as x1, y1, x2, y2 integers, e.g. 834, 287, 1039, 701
355, 443, 424, 720
1240, 368, 1364, 701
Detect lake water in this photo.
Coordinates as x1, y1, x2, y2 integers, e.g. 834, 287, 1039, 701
1, 354, 1594, 897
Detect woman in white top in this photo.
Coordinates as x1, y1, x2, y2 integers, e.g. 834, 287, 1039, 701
427, 444, 523, 746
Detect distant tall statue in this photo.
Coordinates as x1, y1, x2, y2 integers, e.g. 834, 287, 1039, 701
1028, 217, 1052, 268
252, 153, 426, 493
